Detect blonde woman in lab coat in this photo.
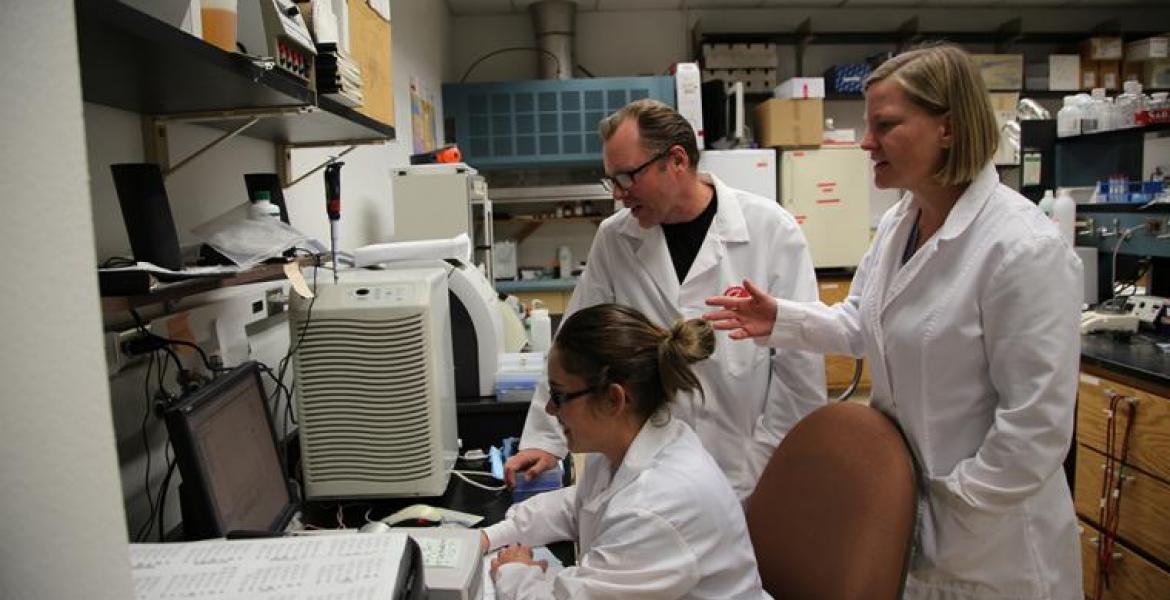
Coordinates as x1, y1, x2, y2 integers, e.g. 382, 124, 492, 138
481, 304, 770, 600
705, 44, 1083, 599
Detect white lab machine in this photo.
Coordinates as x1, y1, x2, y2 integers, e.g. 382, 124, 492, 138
698, 148, 777, 202
391, 164, 494, 279
446, 259, 504, 400
781, 146, 872, 269
398, 528, 485, 600
289, 265, 458, 499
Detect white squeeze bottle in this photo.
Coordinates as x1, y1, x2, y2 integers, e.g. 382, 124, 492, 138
528, 300, 552, 353
1038, 189, 1056, 218
1052, 188, 1076, 247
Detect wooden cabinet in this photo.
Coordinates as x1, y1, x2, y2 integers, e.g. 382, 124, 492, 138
817, 277, 869, 394
1075, 368, 1170, 599
511, 291, 572, 315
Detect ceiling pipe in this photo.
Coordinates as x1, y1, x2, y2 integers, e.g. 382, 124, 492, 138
529, 0, 576, 79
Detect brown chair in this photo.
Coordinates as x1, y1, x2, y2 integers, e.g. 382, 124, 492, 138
746, 402, 919, 600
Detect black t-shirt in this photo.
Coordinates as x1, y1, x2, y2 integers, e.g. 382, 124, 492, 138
662, 191, 718, 283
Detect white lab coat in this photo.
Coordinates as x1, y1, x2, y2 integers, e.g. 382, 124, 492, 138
766, 164, 1083, 599
519, 173, 827, 498
484, 418, 771, 600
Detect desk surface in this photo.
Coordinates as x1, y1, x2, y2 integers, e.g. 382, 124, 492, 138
299, 459, 575, 565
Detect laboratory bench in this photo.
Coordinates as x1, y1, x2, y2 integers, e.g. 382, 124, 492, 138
1075, 332, 1170, 598
496, 279, 578, 315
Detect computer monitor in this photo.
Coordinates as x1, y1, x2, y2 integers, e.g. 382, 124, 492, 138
164, 362, 297, 540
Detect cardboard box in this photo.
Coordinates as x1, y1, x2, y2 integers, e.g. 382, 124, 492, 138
754, 98, 823, 147
774, 77, 825, 99
1080, 60, 1098, 90
1145, 59, 1170, 89
971, 54, 1023, 90
989, 93, 1019, 166
1098, 60, 1121, 91
1125, 36, 1169, 61
1082, 37, 1124, 61
702, 42, 779, 69
702, 68, 778, 94
1049, 55, 1081, 91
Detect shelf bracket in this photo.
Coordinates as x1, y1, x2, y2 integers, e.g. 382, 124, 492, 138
895, 18, 921, 53
995, 18, 1023, 53
141, 106, 313, 177
795, 19, 813, 77
278, 144, 360, 188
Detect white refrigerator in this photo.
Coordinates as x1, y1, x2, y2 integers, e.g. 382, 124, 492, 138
780, 146, 872, 269
698, 148, 777, 202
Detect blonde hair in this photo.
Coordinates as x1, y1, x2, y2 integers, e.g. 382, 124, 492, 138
598, 99, 700, 170
554, 304, 714, 423
865, 43, 998, 186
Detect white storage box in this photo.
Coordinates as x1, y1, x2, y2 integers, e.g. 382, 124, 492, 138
774, 77, 825, 99
1048, 55, 1081, 91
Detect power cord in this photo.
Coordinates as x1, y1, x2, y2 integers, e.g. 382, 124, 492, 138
451, 470, 506, 491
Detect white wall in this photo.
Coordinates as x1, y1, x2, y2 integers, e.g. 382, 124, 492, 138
0, 3, 136, 599
90, 0, 451, 538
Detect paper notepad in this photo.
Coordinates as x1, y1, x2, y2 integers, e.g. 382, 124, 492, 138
129, 533, 415, 599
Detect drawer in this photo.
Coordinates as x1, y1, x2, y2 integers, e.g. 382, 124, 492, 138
1077, 372, 1170, 482
818, 278, 870, 392
1075, 445, 1170, 567
1079, 519, 1170, 600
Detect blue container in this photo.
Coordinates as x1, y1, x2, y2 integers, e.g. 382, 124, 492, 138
824, 63, 873, 95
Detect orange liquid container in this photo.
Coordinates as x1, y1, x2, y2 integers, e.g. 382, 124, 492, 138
200, 4, 237, 53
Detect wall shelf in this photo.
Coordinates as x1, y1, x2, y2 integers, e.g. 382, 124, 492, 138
99, 257, 316, 315
74, 0, 394, 147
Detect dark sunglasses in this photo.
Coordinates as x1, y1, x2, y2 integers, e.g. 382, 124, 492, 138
600, 148, 672, 193
548, 386, 594, 409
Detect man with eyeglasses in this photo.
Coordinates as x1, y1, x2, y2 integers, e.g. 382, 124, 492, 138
505, 99, 826, 500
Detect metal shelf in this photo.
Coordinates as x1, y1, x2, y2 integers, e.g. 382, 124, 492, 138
74, 0, 394, 146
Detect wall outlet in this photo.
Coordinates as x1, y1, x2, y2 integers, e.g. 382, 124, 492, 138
105, 327, 151, 375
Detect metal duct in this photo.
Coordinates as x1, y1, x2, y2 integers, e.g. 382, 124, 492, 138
529, 0, 575, 80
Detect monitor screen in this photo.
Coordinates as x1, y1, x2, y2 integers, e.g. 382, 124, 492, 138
165, 362, 296, 539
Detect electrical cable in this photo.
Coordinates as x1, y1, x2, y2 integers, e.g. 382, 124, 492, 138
1110, 224, 1147, 297
156, 450, 177, 542
100, 256, 136, 268
460, 47, 563, 82
452, 470, 507, 491
134, 352, 158, 542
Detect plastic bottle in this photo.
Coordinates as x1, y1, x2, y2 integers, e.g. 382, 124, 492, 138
1116, 80, 1145, 129
248, 190, 281, 221
1081, 91, 1102, 134
1038, 189, 1056, 217
1052, 188, 1076, 247
1057, 95, 1080, 137
527, 300, 551, 354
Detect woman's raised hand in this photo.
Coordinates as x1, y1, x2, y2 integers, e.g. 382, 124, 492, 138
703, 279, 778, 340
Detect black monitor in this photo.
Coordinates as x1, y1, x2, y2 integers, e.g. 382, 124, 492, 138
164, 362, 297, 540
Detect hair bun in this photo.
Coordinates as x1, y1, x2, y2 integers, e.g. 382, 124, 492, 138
665, 318, 716, 364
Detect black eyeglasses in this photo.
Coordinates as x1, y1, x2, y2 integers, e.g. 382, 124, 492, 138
600, 148, 672, 193
548, 386, 594, 409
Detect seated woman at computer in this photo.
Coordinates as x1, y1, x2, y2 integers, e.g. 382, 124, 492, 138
480, 304, 770, 599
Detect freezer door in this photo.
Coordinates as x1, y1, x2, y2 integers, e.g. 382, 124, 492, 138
780, 147, 872, 269
698, 149, 777, 203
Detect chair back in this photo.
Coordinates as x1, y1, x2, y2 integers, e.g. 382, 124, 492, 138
745, 402, 919, 600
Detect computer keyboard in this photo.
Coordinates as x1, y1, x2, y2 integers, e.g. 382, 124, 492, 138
417, 536, 461, 568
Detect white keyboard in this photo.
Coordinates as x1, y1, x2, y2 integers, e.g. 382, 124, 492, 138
418, 536, 461, 568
